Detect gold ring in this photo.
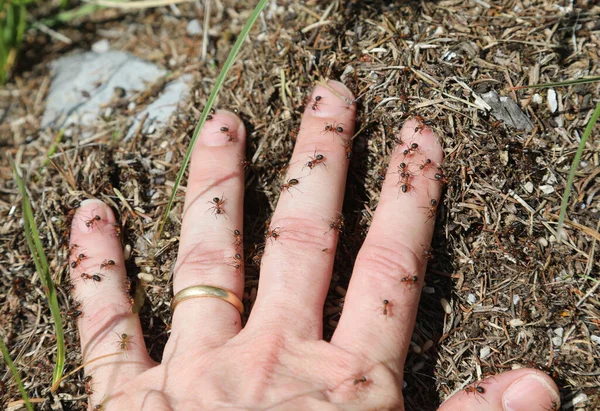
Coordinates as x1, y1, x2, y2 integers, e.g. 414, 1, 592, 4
171, 285, 244, 314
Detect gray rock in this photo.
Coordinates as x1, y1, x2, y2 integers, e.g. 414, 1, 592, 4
186, 19, 202, 36
41, 51, 166, 129
480, 90, 534, 131
125, 74, 193, 140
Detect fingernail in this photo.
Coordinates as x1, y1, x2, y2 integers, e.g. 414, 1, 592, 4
503, 374, 559, 411
199, 111, 243, 147
308, 80, 355, 118
76, 199, 111, 233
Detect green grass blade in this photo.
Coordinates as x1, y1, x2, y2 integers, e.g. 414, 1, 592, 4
12, 161, 66, 384
556, 101, 600, 241
0, 336, 33, 411
158, 0, 269, 236
511, 76, 600, 90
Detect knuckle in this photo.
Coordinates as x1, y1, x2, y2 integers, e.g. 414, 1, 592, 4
175, 247, 228, 276
270, 215, 334, 252
357, 242, 420, 284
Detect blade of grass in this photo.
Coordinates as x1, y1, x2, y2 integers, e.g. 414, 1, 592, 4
0, 335, 34, 411
510, 76, 600, 90
556, 101, 600, 241
158, 0, 269, 237
12, 161, 65, 385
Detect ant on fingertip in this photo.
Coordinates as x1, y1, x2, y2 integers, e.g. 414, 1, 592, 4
413, 115, 433, 133
353, 376, 368, 385
230, 253, 244, 273
419, 158, 434, 173
325, 214, 345, 234
83, 210, 102, 229
420, 199, 438, 222
282, 178, 301, 194
463, 382, 488, 403
309, 95, 323, 111
219, 126, 235, 142
402, 142, 420, 158
379, 298, 392, 317
232, 229, 243, 247
304, 150, 327, 171
115, 332, 135, 355
401, 274, 419, 287
100, 259, 116, 270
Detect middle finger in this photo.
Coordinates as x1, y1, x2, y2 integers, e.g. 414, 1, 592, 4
249, 81, 355, 338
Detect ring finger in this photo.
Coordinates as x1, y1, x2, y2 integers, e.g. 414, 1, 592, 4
166, 110, 246, 355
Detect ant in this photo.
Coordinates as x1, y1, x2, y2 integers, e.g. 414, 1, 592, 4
401, 274, 419, 287
232, 229, 243, 246
399, 181, 416, 194
380, 299, 392, 317
69, 244, 79, 255
208, 196, 227, 217
219, 126, 235, 142
322, 123, 344, 138
93, 405, 104, 411
266, 225, 281, 242
81, 273, 103, 283
543, 400, 560, 411
422, 247, 433, 261
304, 150, 327, 171
402, 142, 420, 158
100, 259, 115, 269
420, 199, 438, 222
309, 95, 322, 111
419, 158, 433, 173
282, 178, 301, 194
464, 383, 487, 402
64, 283, 75, 292
84, 212, 102, 229
230, 253, 244, 273
353, 376, 368, 385
70, 253, 87, 269
68, 308, 82, 318
432, 172, 449, 185
326, 214, 345, 234
342, 139, 352, 159
115, 332, 134, 354
84, 375, 94, 395
252, 249, 264, 266
413, 115, 433, 133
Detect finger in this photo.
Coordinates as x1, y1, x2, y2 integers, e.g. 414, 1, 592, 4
331, 119, 443, 370
438, 369, 560, 411
69, 199, 154, 407
167, 110, 245, 354
249, 81, 355, 338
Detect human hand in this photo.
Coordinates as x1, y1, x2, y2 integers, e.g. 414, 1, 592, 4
69, 81, 560, 410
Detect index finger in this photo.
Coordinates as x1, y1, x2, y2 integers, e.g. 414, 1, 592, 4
331, 120, 444, 368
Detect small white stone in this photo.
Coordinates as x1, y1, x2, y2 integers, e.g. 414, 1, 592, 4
467, 294, 477, 304
538, 237, 549, 247
524, 182, 534, 193
547, 88, 558, 113
104, 107, 113, 119
551, 336, 562, 346
540, 185, 555, 194
572, 393, 588, 406
403, 380, 407, 389
138, 273, 154, 282
544, 172, 558, 184
591, 335, 600, 345
554, 327, 564, 337
127, 101, 137, 111
147, 125, 156, 134
92, 39, 110, 53
186, 19, 202, 36
440, 298, 452, 314
422, 340, 434, 352
479, 346, 491, 359
513, 294, 520, 305
532, 93, 543, 104
123, 244, 131, 260
509, 319, 524, 327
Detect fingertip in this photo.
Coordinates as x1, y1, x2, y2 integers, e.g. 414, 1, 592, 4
74, 199, 116, 233
502, 370, 560, 411
308, 80, 356, 118
398, 119, 444, 164
198, 110, 245, 147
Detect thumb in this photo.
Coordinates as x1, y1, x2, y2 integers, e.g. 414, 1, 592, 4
438, 368, 560, 411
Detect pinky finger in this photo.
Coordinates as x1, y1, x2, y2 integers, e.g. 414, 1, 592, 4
68, 199, 154, 408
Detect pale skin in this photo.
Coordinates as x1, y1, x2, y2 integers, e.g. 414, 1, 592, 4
69, 81, 560, 410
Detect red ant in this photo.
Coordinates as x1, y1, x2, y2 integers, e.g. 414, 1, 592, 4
463, 382, 487, 402
84, 375, 94, 395
304, 150, 327, 171
207, 196, 227, 217
419, 158, 433, 173
115, 332, 134, 355
543, 400, 560, 411
422, 247, 433, 261
401, 274, 419, 287
252, 249, 264, 266
402, 142, 420, 158
68, 308, 82, 318
84, 211, 102, 229
100, 259, 115, 269
326, 214, 345, 234
322, 123, 344, 138
219, 126, 235, 142
81, 273, 103, 283
353, 376, 368, 385
432, 172, 449, 185
230, 253, 244, 273
413, 115, 433, 133
70, 253, 87, 269
420, 199, 438, 222
309, 95, 322, 111
266, 225, 281, 242
380, 299, 392, 317
232, 229, 243, 246
342, 139, 352, 159
282, 178, 301, 194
